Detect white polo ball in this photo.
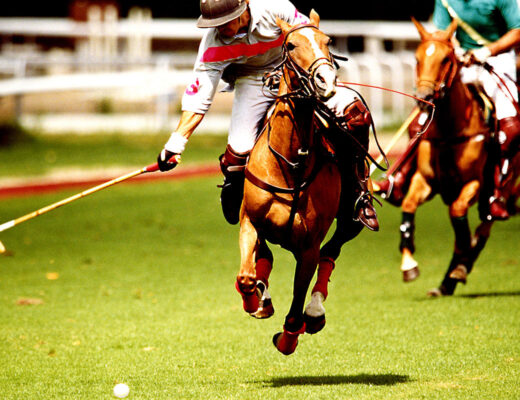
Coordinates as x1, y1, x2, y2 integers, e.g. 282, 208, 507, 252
113, 383, 130, 398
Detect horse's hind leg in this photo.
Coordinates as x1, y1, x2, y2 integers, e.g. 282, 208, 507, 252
304, 218, 363, 334
429, 181, 480, 297
273, 247, 319, 355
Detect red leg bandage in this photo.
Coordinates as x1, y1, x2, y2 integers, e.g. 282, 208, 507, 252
311, 257, 335, 299
255, 258, 273, 286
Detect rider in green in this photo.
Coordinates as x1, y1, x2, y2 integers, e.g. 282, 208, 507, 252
377, 0, 520, 220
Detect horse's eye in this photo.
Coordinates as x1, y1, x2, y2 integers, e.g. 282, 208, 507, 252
286, 42, 296, 51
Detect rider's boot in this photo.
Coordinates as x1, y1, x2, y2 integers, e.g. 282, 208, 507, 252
338, 99, 380, 231
489, 116, 520, 220
354, 161, 380, 231
219, 145, 249, 225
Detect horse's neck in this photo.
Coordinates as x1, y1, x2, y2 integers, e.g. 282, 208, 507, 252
273, 82, 316, 152
438, 76, 484, 135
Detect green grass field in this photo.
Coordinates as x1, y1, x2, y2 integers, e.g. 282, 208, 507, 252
0, 132, 519, 399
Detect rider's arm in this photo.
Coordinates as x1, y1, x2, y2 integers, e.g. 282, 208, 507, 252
487, 28, 520, 56
175, 111, 204, 141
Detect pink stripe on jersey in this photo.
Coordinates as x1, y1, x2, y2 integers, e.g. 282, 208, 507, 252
201, 35, 285, 63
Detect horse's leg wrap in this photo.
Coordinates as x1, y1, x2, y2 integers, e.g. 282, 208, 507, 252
219, 145, 249, 225
311, 257, 335, 300
255, 257, 272, 287
235, 278, 260, 314
251, 258, 274, 319
302, 257, 334, 334
272, 318, 306, 356
399, 212, 416, 253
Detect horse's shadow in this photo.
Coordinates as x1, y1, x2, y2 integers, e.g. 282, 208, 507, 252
415, 290, 520, 301
458, 290, 520, 298
260, 373, 410, 387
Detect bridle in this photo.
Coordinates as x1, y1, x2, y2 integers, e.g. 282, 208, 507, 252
277, 24, 337, 99
416, 39, 459, 101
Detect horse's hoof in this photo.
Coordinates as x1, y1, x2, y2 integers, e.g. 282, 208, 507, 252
427, 284, 454, 297
272, 323, 306, 356
250, 282, 274, 319
303, 313, 326, 334
427, 288, 443, 297
402, 266, 420, 282
449, 265, 467, 284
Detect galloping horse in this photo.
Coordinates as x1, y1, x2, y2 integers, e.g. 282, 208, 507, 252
236, 11, 367, 355
398, 18, 496, 296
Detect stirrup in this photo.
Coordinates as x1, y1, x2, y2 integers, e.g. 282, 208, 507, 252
354, 192, 381, 231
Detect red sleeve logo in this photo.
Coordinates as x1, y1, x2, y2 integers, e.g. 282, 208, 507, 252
185, 78, 200, 95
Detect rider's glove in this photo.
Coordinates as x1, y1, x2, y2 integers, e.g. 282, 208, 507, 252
469, 46, 492, 64
157, 149, 180, 171
157, 131, 187, 172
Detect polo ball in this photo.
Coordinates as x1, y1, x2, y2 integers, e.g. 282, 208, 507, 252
113, 383, 130, 398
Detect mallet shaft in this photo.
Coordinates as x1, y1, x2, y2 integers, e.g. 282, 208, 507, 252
0, 155, 179, 234
370, 107, 420, 176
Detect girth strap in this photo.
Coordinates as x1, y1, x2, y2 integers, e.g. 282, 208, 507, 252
244, 159, 323, 195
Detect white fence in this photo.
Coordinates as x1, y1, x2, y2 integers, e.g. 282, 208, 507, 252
0, 17, 429, 129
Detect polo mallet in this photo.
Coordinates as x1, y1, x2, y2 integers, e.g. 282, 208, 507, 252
369, 107, 420, 178
0, 155, 180, 254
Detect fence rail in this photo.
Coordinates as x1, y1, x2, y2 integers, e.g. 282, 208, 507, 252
0, 17, 427, 129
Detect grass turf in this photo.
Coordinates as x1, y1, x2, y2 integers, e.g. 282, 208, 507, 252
0, 175, 519, 399
0, 132, 228, 178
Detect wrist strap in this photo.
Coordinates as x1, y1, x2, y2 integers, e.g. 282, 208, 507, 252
164, 132, 188, 154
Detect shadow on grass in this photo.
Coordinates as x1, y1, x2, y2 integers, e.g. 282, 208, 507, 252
458, 290, 520, 298
261, 373, 410, 387
415, 290, 520, 301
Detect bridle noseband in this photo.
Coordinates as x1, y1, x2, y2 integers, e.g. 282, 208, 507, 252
280, 25, 336, 98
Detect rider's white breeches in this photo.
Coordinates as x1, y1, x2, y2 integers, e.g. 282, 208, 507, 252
460, 51, 518, 120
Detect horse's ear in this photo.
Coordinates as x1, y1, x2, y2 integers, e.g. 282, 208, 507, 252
309, 9, 320, 27
411, 16, 429, 40
446, 18, 458, 38
276, 17, 291, 34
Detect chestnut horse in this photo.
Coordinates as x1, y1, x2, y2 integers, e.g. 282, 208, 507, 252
236, 11, 366, 355
398, 18, 497, 296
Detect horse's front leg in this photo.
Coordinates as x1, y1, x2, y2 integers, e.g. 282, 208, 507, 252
237, 213, 261, 314
273, 246, 319, 355
400, 172, 432, 282
429, 180, 480, 296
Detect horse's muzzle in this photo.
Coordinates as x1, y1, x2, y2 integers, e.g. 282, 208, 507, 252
313, 64, 337, 100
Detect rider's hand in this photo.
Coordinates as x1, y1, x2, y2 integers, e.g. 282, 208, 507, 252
157, 131, 188, 172
157, 149, 180, 171
466, 46, 492, 65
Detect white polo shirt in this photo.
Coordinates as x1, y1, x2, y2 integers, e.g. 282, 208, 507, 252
181, 0, 309, 114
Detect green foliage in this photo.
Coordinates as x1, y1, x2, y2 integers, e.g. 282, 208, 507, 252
0, 178, 519, 399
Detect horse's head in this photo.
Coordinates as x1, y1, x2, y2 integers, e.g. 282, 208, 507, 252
412, 17, 459, 108
276, 10, 336, 100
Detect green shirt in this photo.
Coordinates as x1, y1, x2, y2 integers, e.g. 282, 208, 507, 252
433, 0, 520, 49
